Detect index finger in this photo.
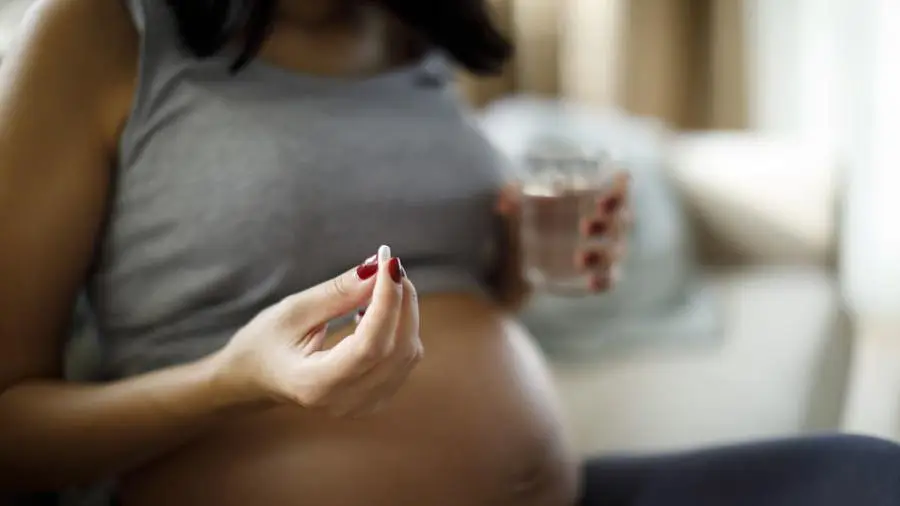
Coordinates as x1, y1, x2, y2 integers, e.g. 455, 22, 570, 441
496, 182, 522, 216
286, 264, 376, 325
330, 246, 403, 366
354, 249, 404, 348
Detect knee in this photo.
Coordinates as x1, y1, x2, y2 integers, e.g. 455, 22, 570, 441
811, 434, 900, 483
822, 433, 900, 459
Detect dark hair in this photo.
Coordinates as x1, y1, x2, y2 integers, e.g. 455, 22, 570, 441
163, 0, 513, 75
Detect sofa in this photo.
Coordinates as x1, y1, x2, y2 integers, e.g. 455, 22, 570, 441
536, 133, 850, 455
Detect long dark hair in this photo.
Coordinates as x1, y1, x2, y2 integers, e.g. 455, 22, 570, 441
163, 0, 513, 75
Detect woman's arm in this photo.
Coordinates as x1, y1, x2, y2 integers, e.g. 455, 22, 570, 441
0, 358, 255, 491
0, 0, 257, 491
0, 3, 423, 492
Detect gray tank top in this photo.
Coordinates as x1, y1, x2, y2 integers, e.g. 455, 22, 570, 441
86, 0, 508, 379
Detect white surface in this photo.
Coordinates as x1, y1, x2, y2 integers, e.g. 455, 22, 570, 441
548, 266, 848, 455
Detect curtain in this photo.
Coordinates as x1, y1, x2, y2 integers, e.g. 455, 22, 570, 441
460, 0, 749, 131
838, 0, 900, 317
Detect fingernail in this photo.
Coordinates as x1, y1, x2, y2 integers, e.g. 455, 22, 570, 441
601, 196, 622, 214
581, 251, 604, 268
378, 245, 392, 263
587, 220, 609, 236
355, 308, 366, 323
388, 257, 404, 284
356, 254, 378, 280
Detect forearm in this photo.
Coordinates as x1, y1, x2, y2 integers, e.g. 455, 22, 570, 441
0, 353, 262, 491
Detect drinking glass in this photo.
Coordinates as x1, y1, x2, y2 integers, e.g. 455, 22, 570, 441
519, 148, 618, 296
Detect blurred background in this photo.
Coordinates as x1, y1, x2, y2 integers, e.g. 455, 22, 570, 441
1, 0, 898, 455
456, 0, 900, 454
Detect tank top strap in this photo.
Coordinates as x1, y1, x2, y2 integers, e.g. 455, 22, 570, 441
122, 0, 147, 33
118, 0, 194, 162
122, 0, 179, 47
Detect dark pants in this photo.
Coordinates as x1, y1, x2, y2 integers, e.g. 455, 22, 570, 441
580, 434, 900, 506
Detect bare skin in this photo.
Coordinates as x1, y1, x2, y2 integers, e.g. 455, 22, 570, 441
121, 295, 579, 506
0, 0, 629, 503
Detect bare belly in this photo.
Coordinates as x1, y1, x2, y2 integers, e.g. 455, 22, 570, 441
120, 294, 580, 506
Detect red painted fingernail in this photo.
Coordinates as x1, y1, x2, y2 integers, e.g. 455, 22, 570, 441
582, 251, 603, 268
356, 255, 378, 280
388, 257, 404, 284
602, 196, 622, 214
357, 308, 366, 318
588, 220, 609, 236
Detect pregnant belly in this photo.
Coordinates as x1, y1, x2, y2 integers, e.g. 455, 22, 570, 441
120, 294, 580, 506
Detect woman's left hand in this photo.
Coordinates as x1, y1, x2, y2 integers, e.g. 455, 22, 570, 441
490, 172, 633, 311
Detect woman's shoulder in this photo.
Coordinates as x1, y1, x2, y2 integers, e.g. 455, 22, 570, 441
17, 0, 138, 68
13, 0, 138, 140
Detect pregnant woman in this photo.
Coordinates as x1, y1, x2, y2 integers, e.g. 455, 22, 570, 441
1, 0, 898, 505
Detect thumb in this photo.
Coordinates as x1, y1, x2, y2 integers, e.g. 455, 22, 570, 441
496, 183, 522, 217
286, 253, 379, 326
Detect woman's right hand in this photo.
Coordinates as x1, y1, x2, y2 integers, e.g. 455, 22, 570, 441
212, 245, 422, 418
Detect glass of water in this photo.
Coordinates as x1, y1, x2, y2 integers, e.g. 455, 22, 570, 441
519, 147, 618, 296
